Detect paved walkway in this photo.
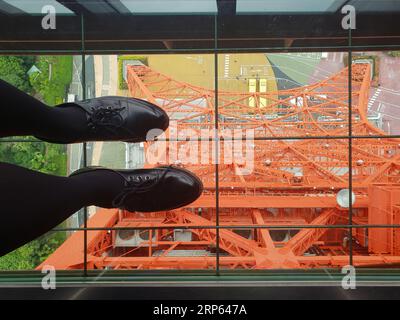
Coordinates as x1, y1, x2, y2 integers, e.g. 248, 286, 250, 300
67, 55, 119, 222
91, 55, 119, 166
374, 53, 400, 134
86, 55, 120, 217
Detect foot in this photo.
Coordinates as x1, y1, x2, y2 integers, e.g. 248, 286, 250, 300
36, 96, 169, 144
70, 166, 203, 212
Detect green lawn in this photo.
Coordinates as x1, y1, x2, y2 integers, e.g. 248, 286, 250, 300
30, 55, 73, 106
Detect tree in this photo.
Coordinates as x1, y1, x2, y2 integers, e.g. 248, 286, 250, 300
0, 232, 66, 270
0, 56, 32, 92
0, 142, 67, 175
0, 245, 35, 270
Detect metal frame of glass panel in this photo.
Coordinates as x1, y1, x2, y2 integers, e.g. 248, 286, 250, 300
0, 8, 400, 283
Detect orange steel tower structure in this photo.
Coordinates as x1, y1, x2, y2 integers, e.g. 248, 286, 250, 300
42, 63, 400, 270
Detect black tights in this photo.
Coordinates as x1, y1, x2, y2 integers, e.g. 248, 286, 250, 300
0, 79, 124, 256
0, 78, 87, 141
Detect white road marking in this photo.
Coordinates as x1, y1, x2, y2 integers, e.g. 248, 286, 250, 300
380, 112, 400, 120
378, 87, 400, 96
375, 100, 400, 109
368, 88, 382, 110
224, 54, 230, 78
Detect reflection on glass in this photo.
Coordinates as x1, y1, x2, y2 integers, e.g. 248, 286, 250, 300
2, 0, 74, 15
120, 0, 218, 15
236, 0, 345, 14
236, 0, 400, 14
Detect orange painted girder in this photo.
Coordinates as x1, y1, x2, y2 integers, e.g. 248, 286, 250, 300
86, 255, 400, 269
41, 62, 400, 270
189, 195, 369, 208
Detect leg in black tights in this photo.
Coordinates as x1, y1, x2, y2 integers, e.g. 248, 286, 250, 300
0, 78, 87, 141
0, 162, 125, 256
0, 78, 120, 255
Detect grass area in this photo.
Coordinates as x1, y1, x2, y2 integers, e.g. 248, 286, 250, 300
29, 55, 73, 106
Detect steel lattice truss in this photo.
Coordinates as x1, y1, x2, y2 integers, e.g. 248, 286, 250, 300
43, 63, 400, 270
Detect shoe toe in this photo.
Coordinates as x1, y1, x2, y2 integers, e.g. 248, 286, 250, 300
125, 98, 169, 141
59, 96, 169, 143
164, 168, 203, 207
124, 167, 203, 212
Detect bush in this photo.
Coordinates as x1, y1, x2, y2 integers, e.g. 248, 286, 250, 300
118, 55, 148, 90
0, 232, 66, 270
0, 56, 32, 92
0, 245, 35, 270
0, 142, 67, 176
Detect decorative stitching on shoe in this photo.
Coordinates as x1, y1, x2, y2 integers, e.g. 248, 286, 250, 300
87, 105, 126, 135
111, 166, 173, 209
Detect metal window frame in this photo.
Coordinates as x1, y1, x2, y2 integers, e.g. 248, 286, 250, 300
0, 13, 400, 282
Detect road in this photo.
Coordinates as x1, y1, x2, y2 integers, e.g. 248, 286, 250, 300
69, 55, 95, 100
67, 55, 95, 228
277, 51, 400, 135
367, 52, 400, 134
310, 52, 344, 83
68, 55, 95, 173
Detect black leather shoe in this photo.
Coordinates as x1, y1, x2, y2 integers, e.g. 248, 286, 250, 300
70, 166, 203, 212
37, 96, 169, 143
